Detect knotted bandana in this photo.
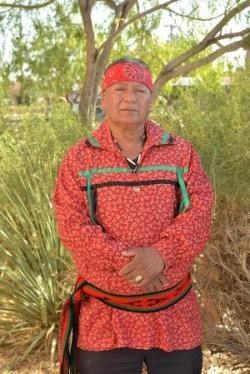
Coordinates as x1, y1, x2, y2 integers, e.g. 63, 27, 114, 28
102, 61, 153, 92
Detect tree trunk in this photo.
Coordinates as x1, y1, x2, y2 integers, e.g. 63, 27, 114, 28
79, 63, 96, 126
78, 0, 97, 126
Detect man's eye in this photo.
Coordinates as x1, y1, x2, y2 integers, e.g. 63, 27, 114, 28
136, 89, 146, 93
116, 87, 125, 91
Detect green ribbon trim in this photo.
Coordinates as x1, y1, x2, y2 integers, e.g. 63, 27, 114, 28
87, 135, 101, 148
80, 167, 131, 177
161, 132, 170, 144
176, 168, 190, 212
88, 132, 171, 147
86, 174, 98, 224
79, 165, 189, 177
80, 164, 190, 223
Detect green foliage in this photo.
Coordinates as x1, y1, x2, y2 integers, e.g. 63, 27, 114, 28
153, 68, 250, 202
27, 6, 86, 97
0, 103, 85, 368
1, 2, 85, 99
0, 164, 68, 365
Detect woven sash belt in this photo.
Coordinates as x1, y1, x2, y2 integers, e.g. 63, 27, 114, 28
59, 273, 192, 374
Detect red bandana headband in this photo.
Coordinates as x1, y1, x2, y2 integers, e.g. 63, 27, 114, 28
102, 61, 153, 92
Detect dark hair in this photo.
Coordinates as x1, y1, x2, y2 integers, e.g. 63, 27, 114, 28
104, 57, 150, 73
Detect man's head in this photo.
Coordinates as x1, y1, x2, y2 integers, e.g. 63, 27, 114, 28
101, 57, 153, 127
102, 57, 153, 92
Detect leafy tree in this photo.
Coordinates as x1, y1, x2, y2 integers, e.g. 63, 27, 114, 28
0, 2, 85, 101
1, 1, 249, 124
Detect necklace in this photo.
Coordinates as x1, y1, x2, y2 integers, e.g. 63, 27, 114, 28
112, 132, 146, 172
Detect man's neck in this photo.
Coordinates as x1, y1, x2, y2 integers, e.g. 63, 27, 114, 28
108, 121, 145, 146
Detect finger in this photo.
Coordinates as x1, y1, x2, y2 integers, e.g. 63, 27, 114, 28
127, 271, 148, 285
120, 266, 142, 279
158, 274, 167, 284
126, 271, 144, 282
141, 273, 167, 292
141, 282, 155, 293
152, 277, 163, 291
119, 259, 140, 276
140, 278, 159, 293
137, 275, 154, 288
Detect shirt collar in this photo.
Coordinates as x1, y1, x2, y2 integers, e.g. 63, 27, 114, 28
85, 120, 175, 152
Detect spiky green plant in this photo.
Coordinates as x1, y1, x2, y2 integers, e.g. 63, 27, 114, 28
0, 101, 87, 369
0, 158, 74, 366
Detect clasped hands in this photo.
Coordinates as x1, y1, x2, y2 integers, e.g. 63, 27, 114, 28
119, 247, 167, 293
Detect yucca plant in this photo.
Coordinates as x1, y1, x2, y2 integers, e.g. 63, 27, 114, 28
0, 102, 88, 369
0, 155, 74, 369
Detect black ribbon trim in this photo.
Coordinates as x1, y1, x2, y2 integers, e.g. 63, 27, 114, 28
81, 179, 178, 191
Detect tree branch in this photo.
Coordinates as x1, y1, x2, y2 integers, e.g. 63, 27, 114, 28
116, 0, 179, 35
96, 0, 136, 53
204, 0, 250, 43
102, 0, 116, 11
173, 39, 247, 78
213, 28, 250, 42
166, 6, 225, 22
119, 0, 179, 29
153, 37, 248, 100
97, 1, 138, 70
159, 1, 250, 77
78, 0, 98, 122
135, 0, 145, 31
78, 0, 96, 55
0, 0, 56, 10
116, 0, 137, 28
97, 0, 179, 52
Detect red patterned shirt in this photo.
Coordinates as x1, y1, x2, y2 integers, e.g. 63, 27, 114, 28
53, 120, 213, 352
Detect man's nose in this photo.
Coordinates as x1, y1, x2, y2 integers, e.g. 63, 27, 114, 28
123, 88, 137, 101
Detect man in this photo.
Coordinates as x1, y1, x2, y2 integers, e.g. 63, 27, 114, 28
53, 57, 213, 374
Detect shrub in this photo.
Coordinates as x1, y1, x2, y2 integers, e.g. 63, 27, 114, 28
0, 103, 86, 369
153, 68, 250, 370
153, 68, 250, 201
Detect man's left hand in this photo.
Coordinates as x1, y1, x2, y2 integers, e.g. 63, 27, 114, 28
119, 247, 166, 290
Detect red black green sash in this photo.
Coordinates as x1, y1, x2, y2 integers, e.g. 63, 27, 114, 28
59, 273, 192, 374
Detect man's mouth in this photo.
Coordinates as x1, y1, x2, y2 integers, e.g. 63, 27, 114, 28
120, 109, 138, 112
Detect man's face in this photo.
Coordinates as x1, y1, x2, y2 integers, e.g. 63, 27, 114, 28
101, 81, 152, 127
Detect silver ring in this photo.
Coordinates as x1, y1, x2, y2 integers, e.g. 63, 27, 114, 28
135, 274, 143, 283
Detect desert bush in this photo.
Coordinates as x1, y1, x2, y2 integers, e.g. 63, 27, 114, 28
0, 162, 71, 365
0, 103, 83, 202
153, 68, 250, 202
153, 68, 250, 370
0, 103, 85, 369
198, 205, 250, 370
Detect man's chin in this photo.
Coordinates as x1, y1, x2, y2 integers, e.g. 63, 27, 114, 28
118, 112, 141, 123
117, 119, 144, 127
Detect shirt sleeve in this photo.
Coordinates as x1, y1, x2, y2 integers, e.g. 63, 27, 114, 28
152, 146, 214, 286
52, 146, 132, 292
